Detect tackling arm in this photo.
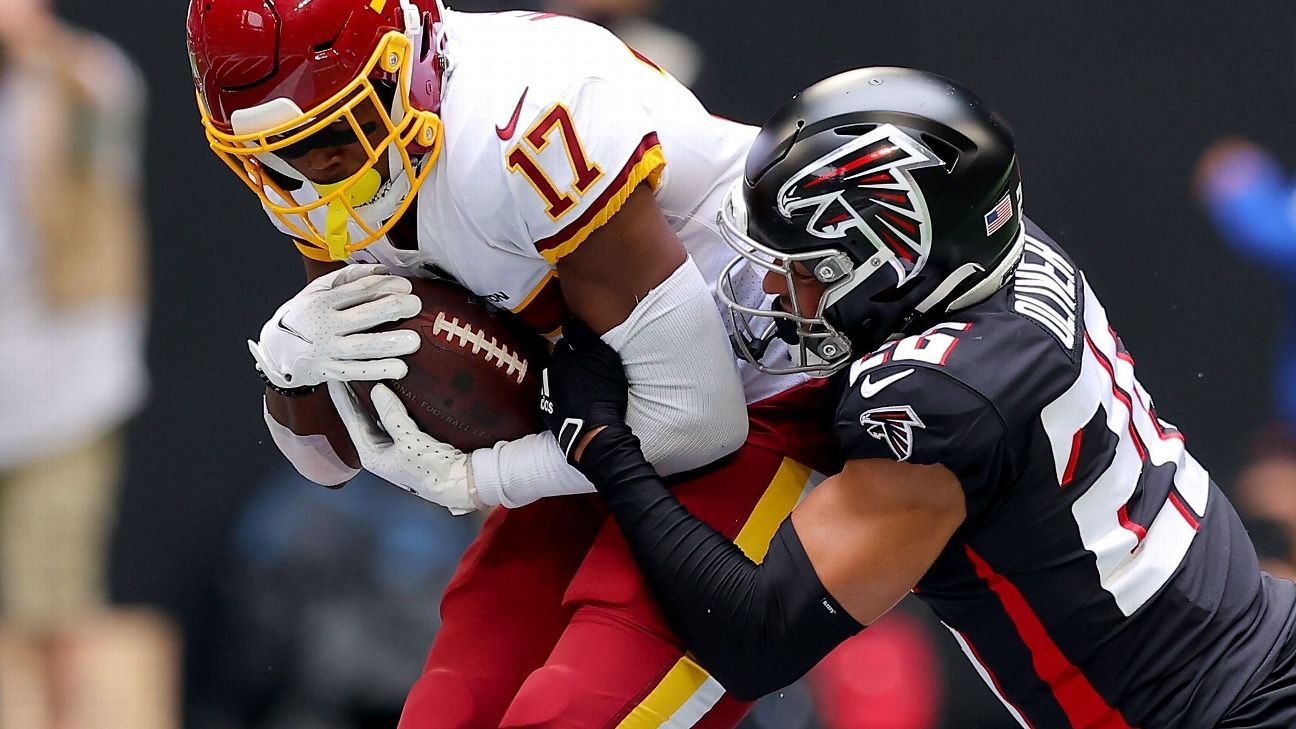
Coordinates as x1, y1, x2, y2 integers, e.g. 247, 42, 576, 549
578, 430, 964, 699
542, 323, 965, 699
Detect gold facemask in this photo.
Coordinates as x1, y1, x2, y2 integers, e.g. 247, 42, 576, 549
198, 31, 443, 261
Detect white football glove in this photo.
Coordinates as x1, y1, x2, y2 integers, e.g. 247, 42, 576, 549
250, 264, 422, 389
327, 380, 483, 515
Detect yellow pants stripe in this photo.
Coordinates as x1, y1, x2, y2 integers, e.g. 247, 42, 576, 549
615, 457, 814, 729
733, 458, 812, 562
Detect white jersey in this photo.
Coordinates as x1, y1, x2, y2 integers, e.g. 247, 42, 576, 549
267, 9, 801, 404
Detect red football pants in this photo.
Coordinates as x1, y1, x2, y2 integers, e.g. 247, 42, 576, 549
399, 381, 840, 729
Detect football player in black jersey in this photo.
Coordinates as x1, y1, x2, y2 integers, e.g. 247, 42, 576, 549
539, 67, 1296, 728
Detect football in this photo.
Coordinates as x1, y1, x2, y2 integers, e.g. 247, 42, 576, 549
353, 277, 550, 452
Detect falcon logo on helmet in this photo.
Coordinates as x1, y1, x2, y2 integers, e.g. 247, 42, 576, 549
775, 124, 941, 282
860, 405, 925, 461
717, 68, 1025, 379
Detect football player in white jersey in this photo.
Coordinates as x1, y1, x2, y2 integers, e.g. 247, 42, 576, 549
187, 1, 838, 726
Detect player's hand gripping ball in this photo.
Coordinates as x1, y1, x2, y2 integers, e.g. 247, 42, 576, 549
352, 277, 549, 451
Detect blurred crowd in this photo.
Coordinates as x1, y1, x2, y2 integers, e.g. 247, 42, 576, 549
0, 1, 175, 728
1195, 138, 1296, 583
1, 1, 1294, 728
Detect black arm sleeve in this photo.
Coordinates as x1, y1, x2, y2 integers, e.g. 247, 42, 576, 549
578, 424, 865, 701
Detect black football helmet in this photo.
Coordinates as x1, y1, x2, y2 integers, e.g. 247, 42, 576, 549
718, 67, 1025, 376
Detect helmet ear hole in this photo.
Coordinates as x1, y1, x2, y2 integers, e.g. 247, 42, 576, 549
748, 120, 803, 182
834, 123, 878, 137
920, 133, 960, 173
870, 275, 926, 303
419, 14, 434, 61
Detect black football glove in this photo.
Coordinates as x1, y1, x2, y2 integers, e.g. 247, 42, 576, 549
540, 318, 631, 464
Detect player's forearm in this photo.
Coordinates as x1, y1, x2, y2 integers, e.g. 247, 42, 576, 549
600, 256, 749, 475
469, 432, 594, 508
265, 389, 361, 475
476, 258, 749, 508
578, 425, 863, 700
252, 263, 419, 484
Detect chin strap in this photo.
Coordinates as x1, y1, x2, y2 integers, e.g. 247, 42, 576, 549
314, 169, 383, 260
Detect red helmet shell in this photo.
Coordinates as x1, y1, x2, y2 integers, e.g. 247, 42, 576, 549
187, 0, 443, 132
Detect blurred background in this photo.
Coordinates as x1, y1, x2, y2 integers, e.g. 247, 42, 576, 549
3, 0, 1296, 727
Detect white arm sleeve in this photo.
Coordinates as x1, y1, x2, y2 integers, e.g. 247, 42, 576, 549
471, 256, 749, 508
470, 431, 592, 509
263, 398, 361, 487
600, 255, 749, 471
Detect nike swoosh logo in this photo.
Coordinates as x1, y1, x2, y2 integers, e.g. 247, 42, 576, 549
858, 368, 915, 399
277, 319, 314, 345
496, 87, 530, 141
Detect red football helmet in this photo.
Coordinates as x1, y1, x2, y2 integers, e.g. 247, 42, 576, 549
187, 0, 447, 261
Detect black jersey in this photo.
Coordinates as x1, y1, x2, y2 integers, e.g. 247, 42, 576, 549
834, 221, 1296, 728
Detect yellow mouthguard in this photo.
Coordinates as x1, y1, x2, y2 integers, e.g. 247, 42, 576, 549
315, 168, 383, 261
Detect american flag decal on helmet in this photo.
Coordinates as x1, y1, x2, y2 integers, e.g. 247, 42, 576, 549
776, 124, 941, 280
984, 192, 1014, 236
860, 405, 926, 461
